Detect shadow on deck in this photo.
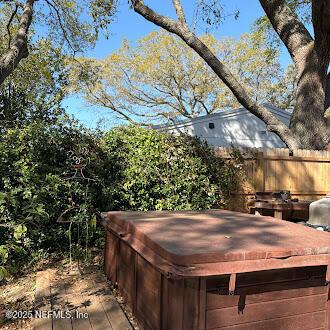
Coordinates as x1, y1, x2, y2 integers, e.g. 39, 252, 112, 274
33, 266, 132, 330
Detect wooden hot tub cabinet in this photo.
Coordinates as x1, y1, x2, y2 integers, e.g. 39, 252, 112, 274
102, 210, 330, 330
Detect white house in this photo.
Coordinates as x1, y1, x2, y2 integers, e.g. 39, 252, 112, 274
153, 104, 291, 148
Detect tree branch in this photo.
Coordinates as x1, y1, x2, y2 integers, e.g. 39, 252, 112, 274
172, 0, 188, 27
91, 90, 141, 125
198, 99, 211, 114
45, 0, 77, 53
132, 0, 301, 150
121, 66, 192, 116
6, 3, 19, 49
0, 0, 35, 86
259, 0, 313, 70
132, 0, 185, 36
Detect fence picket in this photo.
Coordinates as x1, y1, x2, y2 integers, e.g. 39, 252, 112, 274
215, 147, 330, 212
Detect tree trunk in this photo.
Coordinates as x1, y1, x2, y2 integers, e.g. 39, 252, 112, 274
325, 73, 330, 111
289, 0, 330, 149
290, 47, 329, 149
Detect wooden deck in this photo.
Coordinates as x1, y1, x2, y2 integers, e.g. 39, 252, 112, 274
32, 267, 132, 330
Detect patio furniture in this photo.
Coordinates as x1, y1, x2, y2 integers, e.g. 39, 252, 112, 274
248, 191, 313, 220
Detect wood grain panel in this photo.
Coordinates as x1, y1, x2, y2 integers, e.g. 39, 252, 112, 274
327, 285, 330, 330
206, 266, 326, 291
207, 278, 327, 310
235, 266, 326, 286
104, 231, 118, 284
163, 278, 184, 330
206, 294, 327, 329
183, 278, 200, 330
215, 147, 330, 212
33, 270, 53, 330
209, 311, 326, 330
199, 279, 207, 330
161, 275, 169, 330
136, 255, 161, 330
118, 264, 135, 309
119, 240, 135, 266
118, 242, 136, 310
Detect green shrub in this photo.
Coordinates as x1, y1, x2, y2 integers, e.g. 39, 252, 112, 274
0, 123, 233, 279
102, 126, 231, 211
0, 120, 108, 276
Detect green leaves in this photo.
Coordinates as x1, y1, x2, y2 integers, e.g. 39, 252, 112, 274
0, 121, 231, 276
0, 38, 68, 129
0, 192, 6, 206
0, 266, 9, 281
0, 245, 9, 264
102, 126, 230, 211
22, 203, 49, 221
0, 245, 9, 281
13, 225, 27, 241
74, 29, 294, 123
0, 119, 107, 275
89, 0, 117, 34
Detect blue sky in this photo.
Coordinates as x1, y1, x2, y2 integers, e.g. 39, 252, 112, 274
65, 0, 292, 129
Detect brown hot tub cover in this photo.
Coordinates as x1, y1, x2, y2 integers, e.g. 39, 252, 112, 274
102, 210, 330, 279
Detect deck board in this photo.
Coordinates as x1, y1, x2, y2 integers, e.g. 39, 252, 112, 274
51, 276, 73, 330
33, 270, 53, 330
67, 293, 93, 330
32, 266, 132, 330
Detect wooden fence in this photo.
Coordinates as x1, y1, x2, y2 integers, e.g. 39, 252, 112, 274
215, 147, 330, 212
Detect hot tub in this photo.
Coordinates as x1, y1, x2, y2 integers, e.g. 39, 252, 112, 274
101, 210, 330, 330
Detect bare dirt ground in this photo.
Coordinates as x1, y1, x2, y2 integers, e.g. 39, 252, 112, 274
0, 271, 36, 329
0, 257, 138, 330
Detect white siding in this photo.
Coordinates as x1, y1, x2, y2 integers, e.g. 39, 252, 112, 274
156, 106, 291, 148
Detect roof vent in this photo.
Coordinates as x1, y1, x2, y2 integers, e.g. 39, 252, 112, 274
209, 122, 215, 129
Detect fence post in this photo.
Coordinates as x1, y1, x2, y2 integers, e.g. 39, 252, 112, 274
255, 151, 265, 192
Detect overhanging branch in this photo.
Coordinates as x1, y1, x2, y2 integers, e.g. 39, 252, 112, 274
45, 0, 77, 53
0, 0, 35, 86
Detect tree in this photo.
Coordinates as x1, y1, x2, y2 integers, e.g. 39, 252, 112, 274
0, 0, 117, 86
130, 0, 329, 150
73, 30, 293, 123
0, 38, 68, 129
268, 64, 298, 110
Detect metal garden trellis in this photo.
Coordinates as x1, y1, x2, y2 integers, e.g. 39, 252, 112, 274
57, 146, 98, 264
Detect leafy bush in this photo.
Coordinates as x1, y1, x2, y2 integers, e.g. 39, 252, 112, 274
102, 126, 231, 211
0, 120, 109, 277
0, 123, 233, 279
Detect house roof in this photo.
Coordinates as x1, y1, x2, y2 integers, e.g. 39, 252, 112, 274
153, 104, 292, 130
